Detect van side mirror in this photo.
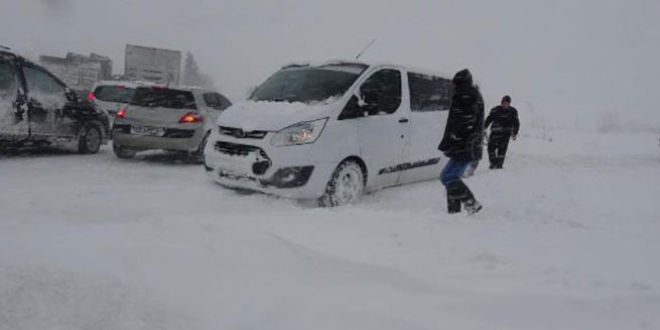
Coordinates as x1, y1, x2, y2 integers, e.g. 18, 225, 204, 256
338, 95, 366, 120
353, 90, 367, 107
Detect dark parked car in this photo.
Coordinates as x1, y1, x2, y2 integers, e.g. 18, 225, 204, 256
0, 46, 109, 153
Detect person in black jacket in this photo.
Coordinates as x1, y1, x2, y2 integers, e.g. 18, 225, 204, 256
438, 69, 484, 215
485, 95, 520, 169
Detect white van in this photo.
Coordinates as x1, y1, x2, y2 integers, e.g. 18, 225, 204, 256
204, 61, 453, 206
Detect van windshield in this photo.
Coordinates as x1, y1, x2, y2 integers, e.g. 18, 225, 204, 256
250, 64, 367, 104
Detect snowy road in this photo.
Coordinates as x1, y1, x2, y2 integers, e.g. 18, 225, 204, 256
1, 130, 659, 330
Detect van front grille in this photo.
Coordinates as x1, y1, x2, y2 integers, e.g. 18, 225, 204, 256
219, 126, 267, 139
215, 141, 269, 159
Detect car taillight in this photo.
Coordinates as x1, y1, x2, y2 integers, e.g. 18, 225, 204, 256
116, 108, 127, 119
87, 92, 95, 101
179, 112, 204, 123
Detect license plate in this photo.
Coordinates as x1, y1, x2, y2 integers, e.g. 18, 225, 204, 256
130, 125, 166, 136
219, 150, 262, 173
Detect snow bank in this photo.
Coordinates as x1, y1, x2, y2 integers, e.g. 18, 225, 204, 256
1, 129, 659, 330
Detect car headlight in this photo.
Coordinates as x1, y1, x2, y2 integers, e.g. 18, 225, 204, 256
270, 118, 328, 147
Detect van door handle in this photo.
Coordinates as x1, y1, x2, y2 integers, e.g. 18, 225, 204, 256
398, 118, 409, 123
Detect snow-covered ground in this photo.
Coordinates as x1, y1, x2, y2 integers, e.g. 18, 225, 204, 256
1, 129, 659, 330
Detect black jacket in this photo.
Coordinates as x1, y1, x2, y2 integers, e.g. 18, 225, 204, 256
438, 69, 485, 162
485, 106, 520, 136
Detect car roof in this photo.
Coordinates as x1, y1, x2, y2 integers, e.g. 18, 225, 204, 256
133, 84, 217, 93
93, 80, 157, 89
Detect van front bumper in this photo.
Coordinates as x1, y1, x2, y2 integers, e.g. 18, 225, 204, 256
204, 139, 334, 199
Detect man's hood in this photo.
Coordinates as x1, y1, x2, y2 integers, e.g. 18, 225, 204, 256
217, 100, 335, 131
452, 69, 473, 87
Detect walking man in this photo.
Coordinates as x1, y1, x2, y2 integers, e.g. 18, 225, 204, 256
485, 95, 520, 169
438, 69, 485, 215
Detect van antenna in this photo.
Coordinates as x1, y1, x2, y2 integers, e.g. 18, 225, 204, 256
355, 38, 377, 60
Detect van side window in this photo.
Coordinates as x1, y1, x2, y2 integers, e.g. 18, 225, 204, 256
0, 59, 17, 102
203, 92, 232, 110
408, 72, 453, 112
359, 69, 402, 115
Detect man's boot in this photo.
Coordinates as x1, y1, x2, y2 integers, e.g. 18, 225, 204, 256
446, 183, 463, 214
464, 199, 483, 215
453, 181, 483, 215
447, 195, 461, 214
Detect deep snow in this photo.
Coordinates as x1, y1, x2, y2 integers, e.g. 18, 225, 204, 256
1, 129, 659, 330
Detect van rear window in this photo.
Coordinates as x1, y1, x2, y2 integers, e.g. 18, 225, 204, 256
94, 85, 135, 103
130, 87, 196, 109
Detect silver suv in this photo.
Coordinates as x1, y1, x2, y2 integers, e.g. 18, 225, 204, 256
111, 85, 231, 161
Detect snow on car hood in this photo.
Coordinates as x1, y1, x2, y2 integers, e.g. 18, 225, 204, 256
217, 100, 336, 131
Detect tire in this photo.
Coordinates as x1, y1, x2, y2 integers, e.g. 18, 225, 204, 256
112, 143, 136, 159
78, 124, 102, 154
191, 131, 210, 164
320, 160, 364, 207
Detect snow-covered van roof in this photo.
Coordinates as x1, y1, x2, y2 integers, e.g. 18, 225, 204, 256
279, 58, 452, 79
0, 46, 22, 60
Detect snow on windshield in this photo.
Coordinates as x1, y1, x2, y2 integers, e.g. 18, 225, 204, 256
250, 65, 366, 104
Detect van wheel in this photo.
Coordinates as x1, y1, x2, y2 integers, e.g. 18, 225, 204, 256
113, 143, 136, 159
78, 125, 102, 154
320, 160, 364, 207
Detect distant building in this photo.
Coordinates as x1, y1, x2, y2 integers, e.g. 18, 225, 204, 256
39, 52, 113, 91
124, 44, 181, 85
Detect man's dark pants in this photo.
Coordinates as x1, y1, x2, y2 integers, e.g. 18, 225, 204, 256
488, 133, 511, 169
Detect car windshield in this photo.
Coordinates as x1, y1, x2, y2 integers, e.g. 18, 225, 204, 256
130, 87, 196, 109
250, 64, 367, 104
94, 85, 136, 103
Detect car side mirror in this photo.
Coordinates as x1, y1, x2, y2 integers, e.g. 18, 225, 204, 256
65, 88, 79, 102
11, 93, 27, 121
14, 92, 27, 108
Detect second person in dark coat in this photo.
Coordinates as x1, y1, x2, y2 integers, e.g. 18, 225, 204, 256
485, 95, 520, 169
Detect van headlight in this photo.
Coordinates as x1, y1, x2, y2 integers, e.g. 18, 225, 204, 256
271, 118, 328, 147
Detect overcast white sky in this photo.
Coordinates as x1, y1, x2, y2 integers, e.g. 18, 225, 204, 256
1, 0, 659, 129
